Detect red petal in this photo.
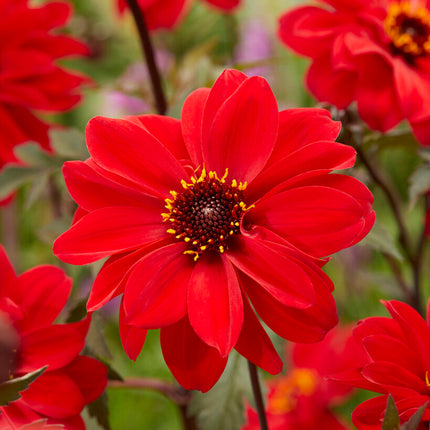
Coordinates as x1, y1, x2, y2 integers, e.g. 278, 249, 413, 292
226, 236, 316, 308
15, 266, 71, 331
86, 116, 188, 199
119, 300, 148, 361
188, 253, 243, 357
234, 294, 282, 375
123, 242, 192, 328
204, 0, 240, 11
144, 0, 189, 30
0, 245, 17, 297
181, 87, 210, 167
63, 356, 107, 404
352, 395, 387, 430
161, 317, 228, 392
53, 206, 168, 265
203, 76, 278, 184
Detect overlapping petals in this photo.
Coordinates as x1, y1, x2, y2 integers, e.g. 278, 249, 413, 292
0, 0, 90, 170
54, 69, 374, 391
278, 0, 430, 145
336, 300, 430, 429
0, 247, 107, 429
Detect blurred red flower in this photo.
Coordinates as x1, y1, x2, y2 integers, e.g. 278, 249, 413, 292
278, 0, 430, 145
54, 69, 374, 392
243, 325, 364, 430
0, 247, 107, 430
337, 300, 430, 429
0, 0, 90, 170
116, 0, 240, 30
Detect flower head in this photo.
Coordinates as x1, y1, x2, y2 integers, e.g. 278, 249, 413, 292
242, 325, 362, 430
116, 0, 240, 30
278, 0, 430, 145
336, 300, 430, 429
0, 0, 90, 169
0, 247, 107, 429
54, 69, 374, 392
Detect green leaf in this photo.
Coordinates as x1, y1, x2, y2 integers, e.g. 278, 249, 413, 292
66, 299, 88, 323
0, 366, 47, 406
408, 164, 430, 209
24, 172, 50, 209
401, 402, 428, 430
418, 148, 430, 163
0, 165, 49, 200
359, 219, 403, 261
14, 143, 59, 168
85, 313, 113, 361
87, 392, 111, 430
364, 129, 419, 151
50, 128, 89, 160
189, 352, 254, 430
382, 395, 400, 430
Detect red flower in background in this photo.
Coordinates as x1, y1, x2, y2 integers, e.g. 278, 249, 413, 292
278, 0, 430, 145
337, 300, 430, 429
0, 0, 90, 170
0, 247, 107, 430
54, 69, 374, 392
116, 0, 240, 31
243, 325, 364, 430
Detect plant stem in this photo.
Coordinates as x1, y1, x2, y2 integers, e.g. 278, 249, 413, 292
248, 361, 268, 430
124, 0, 167, 115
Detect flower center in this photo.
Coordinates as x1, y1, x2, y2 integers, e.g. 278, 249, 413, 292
268, 368, 319, 414
162, 168, 252, 261
385, 1, 430, 60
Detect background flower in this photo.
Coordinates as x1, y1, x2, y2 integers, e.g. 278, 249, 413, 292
336, 300, 430, 429
242, 325, 364, 430
0, 246, 107, 430
54, 68, 374, 392
278, 0, 430, 145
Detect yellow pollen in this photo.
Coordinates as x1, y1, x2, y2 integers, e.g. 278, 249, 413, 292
167, 229, 176, 235
426, 370, 430, 387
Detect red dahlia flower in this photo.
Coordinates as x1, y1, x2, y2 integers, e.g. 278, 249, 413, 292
278, 0, 430, 145
116, 0, 240, 31
0, 0, 89, 169
53, 69, 375, 392
337, 300, 430, 429
243, 325, 363, 430
0, 247, 107, 430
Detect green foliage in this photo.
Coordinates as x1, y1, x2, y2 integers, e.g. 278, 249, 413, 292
381, 395, 427, 430
88, 392, 111, 430
409, 164, 430, 209
0, 367, 47, 407
189, 352, 254, 430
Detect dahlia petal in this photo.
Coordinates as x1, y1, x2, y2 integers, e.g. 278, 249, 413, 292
234, 294, 282, 375
181, 87, 210, 167
352, 395, 387, 430
127, 115, 189, 161
227, 236, 316, 308
204, 0, 240, 11
204, 76, 278, 184
246, 140, 356, 203
20, 371, 85, 419
144, 0, 189, 30
53, 206, 168, 265
362, 361, 427, 394
383, 300, 430, 370
19, 322, 87, 373
353, 316, 405, 344
188, 253, 243, 357
87, 245, 163, 312
63, 356, 107, 404
278, 6, 344, 57
85, 116, 188, 198
362, 335, 424, 376
123, 242, 192, 328
250, 184, 371, 257
119, 300, 148, 361
0, 245, 17, 296
63, 160, 160, 212
28, 34, 90, 58
240, 256, 337, 343
15, 266, 71, 330
160, 317, 228, 392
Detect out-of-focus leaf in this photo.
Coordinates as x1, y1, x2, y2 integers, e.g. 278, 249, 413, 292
364, 129, 418, 151
382, 395, 400, 430
15, 144, 59, 168
87, 392, 111, 430
401, 402, 428, 430
0, 366, 47, 406
408, 164, 430, 209
25, 172, 50, 209
189, 351, 254, 430
418, 148, 430, 163
66, 299, 88, 323
50, 128, 89, 160
359, 219, 403, 261
86, 313, 113, 361
0, 165, 49, 200
38, 215, 73, 244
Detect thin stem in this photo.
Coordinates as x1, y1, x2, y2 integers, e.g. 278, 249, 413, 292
125, 0, 167, 115
248, 361, 268, 430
